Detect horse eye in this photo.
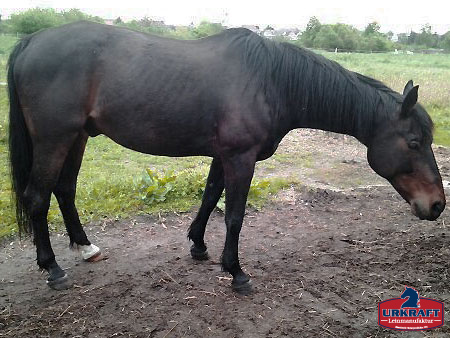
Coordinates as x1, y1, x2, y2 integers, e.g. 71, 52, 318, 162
408, 141, 420, 150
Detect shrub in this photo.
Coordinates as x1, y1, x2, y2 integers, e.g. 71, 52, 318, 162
9, 8, 104, 35
10, 8, 62, 34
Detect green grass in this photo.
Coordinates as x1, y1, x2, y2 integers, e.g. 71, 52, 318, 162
0, 40, 449, 237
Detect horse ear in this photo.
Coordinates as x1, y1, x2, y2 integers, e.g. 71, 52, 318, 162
403, 80, 414, 96
401, 85, 419, 118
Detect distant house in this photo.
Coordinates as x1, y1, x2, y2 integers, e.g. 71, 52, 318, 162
279, 29, 300, 40
149, 20, 165, 27
262, 27, 300, 40
263, 28, 276, 39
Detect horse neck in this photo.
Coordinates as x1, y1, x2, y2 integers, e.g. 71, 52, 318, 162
280, 59, 398, 146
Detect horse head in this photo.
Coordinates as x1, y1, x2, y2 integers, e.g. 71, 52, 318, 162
367, 81, 445, 221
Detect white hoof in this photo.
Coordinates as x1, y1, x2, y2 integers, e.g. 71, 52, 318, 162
77, 244, 101, 261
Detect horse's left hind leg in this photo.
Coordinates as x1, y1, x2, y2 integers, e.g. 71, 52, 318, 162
53, 132, 102, 262
24, 137, 78, 290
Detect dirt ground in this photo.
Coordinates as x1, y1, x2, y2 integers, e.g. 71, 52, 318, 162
1, 130, 450, 338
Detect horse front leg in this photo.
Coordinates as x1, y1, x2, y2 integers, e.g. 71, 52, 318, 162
188, 158, 224, 260
221, 151, 256, 294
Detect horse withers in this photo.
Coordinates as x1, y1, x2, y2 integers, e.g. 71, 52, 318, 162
7, 22, 445, 293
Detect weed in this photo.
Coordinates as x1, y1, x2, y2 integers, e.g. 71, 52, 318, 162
135, 169, 177, 204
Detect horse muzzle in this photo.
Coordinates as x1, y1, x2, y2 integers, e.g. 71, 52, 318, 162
411, 198, 446, 221
390, 175, 446, 221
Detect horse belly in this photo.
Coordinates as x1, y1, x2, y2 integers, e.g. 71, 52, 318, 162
90, 111, 216, 157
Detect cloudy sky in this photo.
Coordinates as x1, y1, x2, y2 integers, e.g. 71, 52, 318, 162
2, 0, 450, 34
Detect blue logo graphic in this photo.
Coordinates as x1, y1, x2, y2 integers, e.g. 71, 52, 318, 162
400, 286, 420, 308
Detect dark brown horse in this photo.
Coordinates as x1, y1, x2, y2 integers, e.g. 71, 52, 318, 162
8, 22, 445, 293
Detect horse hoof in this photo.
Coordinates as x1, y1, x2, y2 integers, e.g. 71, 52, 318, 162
46, 274, 73, 291
78, 244, 105, 262
190, 245, 209, 261
85, 251, 107, 263
232, 279, 253, 295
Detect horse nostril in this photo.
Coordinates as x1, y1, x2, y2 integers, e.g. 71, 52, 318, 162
431, 201, 445, 216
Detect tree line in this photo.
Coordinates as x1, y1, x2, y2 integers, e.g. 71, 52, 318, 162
299, 17, 450, 52
0, 8, 226, 41
1, 9, 449, 52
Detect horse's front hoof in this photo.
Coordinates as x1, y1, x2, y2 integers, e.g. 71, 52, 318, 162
232, 278, 253, 295
190, 245, 209, 261
46, 274, 73, 291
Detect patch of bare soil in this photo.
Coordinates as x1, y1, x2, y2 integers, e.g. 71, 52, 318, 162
1, 131, 450, 338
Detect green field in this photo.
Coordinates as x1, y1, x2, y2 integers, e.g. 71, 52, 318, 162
0, 35, 449, 237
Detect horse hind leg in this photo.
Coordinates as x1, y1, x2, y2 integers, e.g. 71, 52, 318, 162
188, 158, 224, 260
53, 131, 103, 262
24, 135, 80, 290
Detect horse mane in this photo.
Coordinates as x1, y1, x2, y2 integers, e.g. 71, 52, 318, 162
222, 29, 433, 142
353, 72, 433, 142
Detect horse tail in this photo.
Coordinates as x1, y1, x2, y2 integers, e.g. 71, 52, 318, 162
8, 36, 34, 235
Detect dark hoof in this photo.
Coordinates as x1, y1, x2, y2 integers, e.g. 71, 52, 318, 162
46, 274, 73, 291
232, 279, 253, 295
190, 245, 209, 261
